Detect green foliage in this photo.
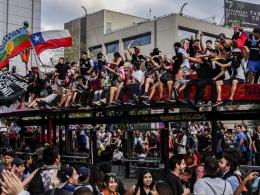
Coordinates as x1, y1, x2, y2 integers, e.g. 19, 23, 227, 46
64, 39, 87, 62
23, 21, 29, 28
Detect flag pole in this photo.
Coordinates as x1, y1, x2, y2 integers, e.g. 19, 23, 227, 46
26, 34, 44, 67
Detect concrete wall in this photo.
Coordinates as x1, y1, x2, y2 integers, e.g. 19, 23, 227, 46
104, 10, 146, 34
156, 15, 178, 56
0, 0, 41, 37
65, 10, 234, 61
86, 10, 105, 48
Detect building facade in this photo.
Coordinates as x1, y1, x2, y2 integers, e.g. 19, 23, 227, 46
65, 9, 234, 61
0, 0, 41, 73
0, 0, 41, 38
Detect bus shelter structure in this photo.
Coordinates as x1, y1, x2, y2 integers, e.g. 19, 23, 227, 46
0, 103, 260, 178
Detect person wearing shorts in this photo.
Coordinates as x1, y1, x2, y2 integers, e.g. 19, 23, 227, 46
246, 27, 260, 83
213, 48, 245, 106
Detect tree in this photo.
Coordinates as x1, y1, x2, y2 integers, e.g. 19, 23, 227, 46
64, 39, 86, 62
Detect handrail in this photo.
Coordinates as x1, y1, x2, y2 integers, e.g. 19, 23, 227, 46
240, 165, 260, 170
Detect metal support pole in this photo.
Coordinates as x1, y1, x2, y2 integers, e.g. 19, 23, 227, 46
211, 120, 218, 153
162, 122, 169, 178
47, 114, 53, 146
90, 124, 97, 164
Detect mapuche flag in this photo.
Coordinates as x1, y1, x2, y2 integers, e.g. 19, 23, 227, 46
30, 30, 72, 55
0, 27, 31, 69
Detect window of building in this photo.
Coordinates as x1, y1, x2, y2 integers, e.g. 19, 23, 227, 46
202, 32, 217, 49
123, 32, 151, 49
178, 26, 197, 42
105, 41, 119, 54
89, 45, 102, 57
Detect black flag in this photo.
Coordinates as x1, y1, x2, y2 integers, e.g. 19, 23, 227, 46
0, 71, 28, 106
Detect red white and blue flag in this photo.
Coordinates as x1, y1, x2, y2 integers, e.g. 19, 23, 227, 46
30, 30, 72, 54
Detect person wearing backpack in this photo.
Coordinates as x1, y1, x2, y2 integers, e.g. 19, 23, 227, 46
252, 125, 260, 166
24, 146, 60, 195
218, 148, 245, 193
194, 156, 233, 195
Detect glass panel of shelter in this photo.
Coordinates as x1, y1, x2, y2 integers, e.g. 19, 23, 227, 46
55, 124, 91, 164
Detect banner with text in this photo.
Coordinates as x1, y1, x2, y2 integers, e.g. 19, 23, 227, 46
225, 0, 260, 28
0, 71, 28, 106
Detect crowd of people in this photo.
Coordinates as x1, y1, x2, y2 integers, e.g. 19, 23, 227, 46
0, 143, 260, 195
7, 26, 259, 110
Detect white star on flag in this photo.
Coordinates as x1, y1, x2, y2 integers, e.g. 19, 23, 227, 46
34, 36, 40, 42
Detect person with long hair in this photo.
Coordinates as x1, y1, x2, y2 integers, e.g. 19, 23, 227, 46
89, 166, 103, 195
150, 181, 172, 195
101, 174, 119, 195
126, 169, 154, 195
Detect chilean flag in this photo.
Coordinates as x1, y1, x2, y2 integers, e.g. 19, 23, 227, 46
30, 30, 72, 54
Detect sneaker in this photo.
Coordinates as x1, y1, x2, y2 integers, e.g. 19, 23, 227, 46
112, 100, 121, 106
142, 99, 151, 106
100, 98, 107, 104
196, 101, 205, 107
155, 99, 164, 104
128, 101, 136, 106
212, 100, 223, 107
179, 99, 189, 104
106, 104, 116, 108
206, 101, 212, 107
141, 93, 149, 98
93, 101, 101, 106
85, 105, 92, 110
166, 98, 176, 103
124, 101, 136, 106
225, 100, 233, 106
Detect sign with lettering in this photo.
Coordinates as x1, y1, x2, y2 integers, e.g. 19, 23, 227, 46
225, 0, 260, 28
0, 71, 28, 106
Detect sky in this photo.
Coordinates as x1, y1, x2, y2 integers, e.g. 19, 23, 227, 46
41, 0, 260, 30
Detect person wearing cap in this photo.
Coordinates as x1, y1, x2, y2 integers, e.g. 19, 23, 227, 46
193, 156, 233, 195
232, 25, 248, 53
94, 51, 108, 73
76, 166, 93, 192
12, 158, 26, 180
245, 27, 260, 84
55, 165, 79, 194
126, 41, 144, 68
213, 48, 246, 106
0, 150, 15, 173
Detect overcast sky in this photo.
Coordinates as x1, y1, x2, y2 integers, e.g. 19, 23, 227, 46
41, 0, 260, 30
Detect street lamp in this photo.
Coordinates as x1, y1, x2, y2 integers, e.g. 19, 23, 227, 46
179, 3, 188, 16
80, 6, 87, 52
81, 6, 87, 16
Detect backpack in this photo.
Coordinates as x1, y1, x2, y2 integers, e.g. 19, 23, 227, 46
27, 169, 45, 195
243, 131, 250, 150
